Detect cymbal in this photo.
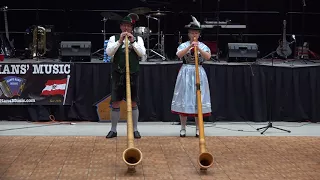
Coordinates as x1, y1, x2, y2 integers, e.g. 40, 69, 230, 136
100, 12, 123, 21
130, 7, 151, 15
151, 10, 166, 16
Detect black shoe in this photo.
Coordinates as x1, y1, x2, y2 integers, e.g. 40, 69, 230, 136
134, 131, 141, 139
106, 131, 117, 138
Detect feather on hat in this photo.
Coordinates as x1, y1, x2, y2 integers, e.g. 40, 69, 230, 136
186, 15, 202, 30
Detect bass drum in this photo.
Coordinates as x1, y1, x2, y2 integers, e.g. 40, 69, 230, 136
134, 27, 151, 39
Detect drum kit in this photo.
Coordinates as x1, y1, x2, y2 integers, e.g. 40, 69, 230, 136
93, 7, 167, 61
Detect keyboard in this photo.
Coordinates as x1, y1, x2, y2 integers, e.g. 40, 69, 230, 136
185, 24, 246, 29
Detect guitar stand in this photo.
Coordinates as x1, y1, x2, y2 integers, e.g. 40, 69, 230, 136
284, 56, 315, 64
257, 122, 291, 135
261, 50, 277, 60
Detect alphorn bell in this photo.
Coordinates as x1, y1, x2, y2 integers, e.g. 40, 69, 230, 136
122, 35, 143, 172
193, 37, 214, 170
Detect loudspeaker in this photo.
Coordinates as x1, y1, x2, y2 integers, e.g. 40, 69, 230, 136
227, 43, 258, 62
60, 41, 91, 62
44, 25, 59, 59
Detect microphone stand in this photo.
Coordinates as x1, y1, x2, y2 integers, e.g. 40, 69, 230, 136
299, 0, 314, 63
256, 52, 291, 135
214, 0, 220, 62
36, 0, 39, 61
300, 0, 306, 60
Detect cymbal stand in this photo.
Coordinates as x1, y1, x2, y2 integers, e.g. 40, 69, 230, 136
146, 15, 166, 60
92, 17, 108, 57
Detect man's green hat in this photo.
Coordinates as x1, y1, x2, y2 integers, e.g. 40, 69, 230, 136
121, 13, 139, 25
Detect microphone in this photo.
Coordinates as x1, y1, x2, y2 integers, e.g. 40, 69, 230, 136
303, 0, 306, 6
292, 34, 296, 41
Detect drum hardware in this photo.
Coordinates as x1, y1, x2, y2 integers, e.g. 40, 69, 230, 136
133, 26, 151, 40
151, 10, 166, 17
92, 12, 122, 58
160, 31, 165, 56
145, 11, 166, 61
100, 12, 123, 21
129, 7, 151, 15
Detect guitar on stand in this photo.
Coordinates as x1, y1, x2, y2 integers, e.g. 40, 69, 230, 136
0, 6, 15, 58
276, 20, 292, 59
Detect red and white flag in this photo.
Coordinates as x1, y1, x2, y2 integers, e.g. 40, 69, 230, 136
41, 78, 67, 96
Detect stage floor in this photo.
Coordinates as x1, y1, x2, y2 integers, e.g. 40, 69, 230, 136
1, 57, 320, 68
0, 135, 319, 180
1, 121, 319, 179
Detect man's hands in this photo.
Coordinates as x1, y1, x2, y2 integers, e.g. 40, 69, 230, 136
127, 33, 135, 43
119, 32, 135, 44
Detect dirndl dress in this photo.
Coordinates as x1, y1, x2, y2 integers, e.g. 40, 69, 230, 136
171, 41, 212, 117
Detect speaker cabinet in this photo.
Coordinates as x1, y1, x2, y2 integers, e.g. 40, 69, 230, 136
60, 41, 91, 62
227, 43, 258, 62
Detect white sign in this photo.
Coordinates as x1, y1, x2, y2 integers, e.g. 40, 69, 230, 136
0, 64, 71, 75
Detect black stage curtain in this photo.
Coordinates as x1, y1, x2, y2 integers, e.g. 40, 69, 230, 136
204, 64, 320, 122
1, 63, 319, 123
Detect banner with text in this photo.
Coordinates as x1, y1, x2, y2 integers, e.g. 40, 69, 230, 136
0, 63, 72, 105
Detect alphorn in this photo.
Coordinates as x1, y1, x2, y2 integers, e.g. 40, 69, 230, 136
193, 37, 214, 170
122, 35, 143, 172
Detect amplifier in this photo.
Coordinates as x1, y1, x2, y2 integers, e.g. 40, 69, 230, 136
60, 41, 91, 62
227, 43, 258, 62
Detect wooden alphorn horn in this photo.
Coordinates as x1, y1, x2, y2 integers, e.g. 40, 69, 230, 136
122, 35, 143, 172
193, 36, 214, 170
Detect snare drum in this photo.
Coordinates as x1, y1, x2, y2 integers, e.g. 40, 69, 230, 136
134, 27, 151, 39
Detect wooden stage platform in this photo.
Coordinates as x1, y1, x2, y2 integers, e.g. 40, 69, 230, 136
0, 136, 319, 180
